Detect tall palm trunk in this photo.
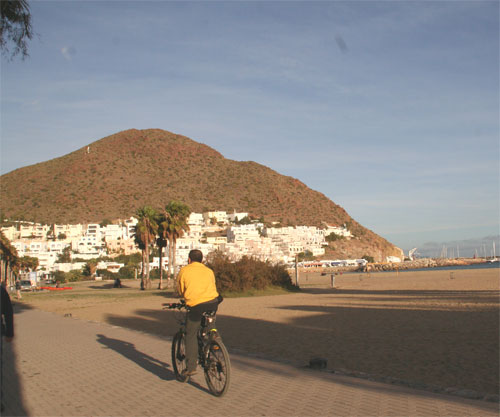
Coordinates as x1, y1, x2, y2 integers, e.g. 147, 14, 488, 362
168, 236, 174, 285
140, 249, 146, 290
172, 237, 177, 277
145, 243, 151, 289
158, 245, 164, 290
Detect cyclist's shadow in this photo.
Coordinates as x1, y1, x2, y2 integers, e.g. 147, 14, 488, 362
96, 334, 175, 381
96, 334, 213, 394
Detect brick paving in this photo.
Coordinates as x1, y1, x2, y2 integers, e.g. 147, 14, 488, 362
1, 307, 498, 417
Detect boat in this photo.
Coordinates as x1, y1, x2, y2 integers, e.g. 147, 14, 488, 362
487, 242, 499, 263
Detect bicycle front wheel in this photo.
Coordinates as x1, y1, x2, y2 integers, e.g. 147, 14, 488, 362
204, 339, 231, 397
171, 331, 187, 382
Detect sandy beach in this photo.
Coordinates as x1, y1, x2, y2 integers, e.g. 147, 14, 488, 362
14, 267, 500, 397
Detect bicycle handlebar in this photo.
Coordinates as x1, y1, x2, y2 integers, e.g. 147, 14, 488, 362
162, 300, 187, 310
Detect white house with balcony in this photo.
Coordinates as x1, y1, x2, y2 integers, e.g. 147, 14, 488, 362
227, 224, 261, 243
187, 213, 204, 226
203, 211, 228, 225
122, 217, 138, 239
324, 224, 352, 238
54, 223, 84, 239
20, 223, 51, 239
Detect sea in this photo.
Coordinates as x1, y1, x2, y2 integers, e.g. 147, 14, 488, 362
390, 261, 500, 273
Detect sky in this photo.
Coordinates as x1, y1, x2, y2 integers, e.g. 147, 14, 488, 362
1, 1, 499, 253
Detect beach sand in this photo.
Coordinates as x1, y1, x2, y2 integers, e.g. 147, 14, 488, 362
16, 267, 500, 396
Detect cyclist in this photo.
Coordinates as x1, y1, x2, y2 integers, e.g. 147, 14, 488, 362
176, 249, 220, 380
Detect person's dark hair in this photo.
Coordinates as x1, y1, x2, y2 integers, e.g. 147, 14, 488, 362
188, 249, 203, 263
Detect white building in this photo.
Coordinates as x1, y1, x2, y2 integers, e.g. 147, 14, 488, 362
324, 224, 352, 238
227, 224, 261, 243
52, 262, 86, 273
19, 223, 51, 239
203, 211, 228, 225
187, 213, 204, 226
1, 226, 19, 241
104, 224, 124, 241
54, 224, 84, 239
227, 211, 249, 223
122, 217, 138, 239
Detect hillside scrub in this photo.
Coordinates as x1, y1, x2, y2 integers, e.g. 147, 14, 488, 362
206, 252, 294, 293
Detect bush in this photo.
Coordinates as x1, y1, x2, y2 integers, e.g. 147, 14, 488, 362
206, 252, 293, 293
67, 270, 83, 282
53, 270, 66, 284
362, 255, 375, 263
118, 265, 136, 279
96, 269, 116, 280
326, 233, 344, 242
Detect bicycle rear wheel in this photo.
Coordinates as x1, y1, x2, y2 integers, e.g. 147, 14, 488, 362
204, 339, 231, 397
171, 331, 187, 382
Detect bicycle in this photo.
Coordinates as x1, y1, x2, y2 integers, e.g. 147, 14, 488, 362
164, 299, 231, 397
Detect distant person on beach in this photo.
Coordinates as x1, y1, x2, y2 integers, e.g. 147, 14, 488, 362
176, 249, 220, 380
15, 279, 22, 300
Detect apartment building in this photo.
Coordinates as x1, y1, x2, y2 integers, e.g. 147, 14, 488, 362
324, 224, 352, 238
20, 223, 51, 239
227, 224, 262, 243
203, 211, 228, 225
187, 213, 204, 226
54, 223, 84, 239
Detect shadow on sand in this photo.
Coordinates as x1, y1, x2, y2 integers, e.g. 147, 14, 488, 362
102, 287, 499, 400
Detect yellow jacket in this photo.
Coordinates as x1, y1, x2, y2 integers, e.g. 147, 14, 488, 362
177, 262, 219, 307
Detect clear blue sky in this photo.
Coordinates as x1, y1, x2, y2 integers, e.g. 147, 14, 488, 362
1, 1, 498, 252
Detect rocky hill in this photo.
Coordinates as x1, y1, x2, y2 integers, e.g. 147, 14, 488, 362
0, 129, 403, 261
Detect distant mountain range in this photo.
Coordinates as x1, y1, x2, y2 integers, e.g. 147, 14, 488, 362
415, 235, 500, 259
0, 128, 403, 261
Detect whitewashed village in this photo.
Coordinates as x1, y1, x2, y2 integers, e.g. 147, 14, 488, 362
0, 210, 397, 283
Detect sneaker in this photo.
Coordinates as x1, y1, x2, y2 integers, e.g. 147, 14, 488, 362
180, 368, 197, 382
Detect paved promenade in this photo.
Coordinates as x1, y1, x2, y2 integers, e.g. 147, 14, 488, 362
2, 306, 498, 417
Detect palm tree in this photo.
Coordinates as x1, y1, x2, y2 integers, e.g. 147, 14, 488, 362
83, 259, 98, 280
0, 231, 19, 287
134, 232, 146, 287
156, 212, 169, 289
164, 201, 191, 279
19, 256, 39, 273
135, 206, 158, 290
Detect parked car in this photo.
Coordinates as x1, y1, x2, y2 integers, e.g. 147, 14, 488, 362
20, 280, 34, 291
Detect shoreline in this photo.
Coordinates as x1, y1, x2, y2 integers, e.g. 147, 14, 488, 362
297, 258, 496, 274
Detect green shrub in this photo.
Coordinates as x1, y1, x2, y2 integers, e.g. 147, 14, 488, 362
362, 255, 375, 263
326, 233, 344, 242
206, 252, 293, 293
67, 270, 83, 282
53, 270, 66, 284
96, 269, 116, 280
118, 265, 136, 279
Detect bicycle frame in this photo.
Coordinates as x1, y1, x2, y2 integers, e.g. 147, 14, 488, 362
166, 302, 219, 370
165, 299, 231, 396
